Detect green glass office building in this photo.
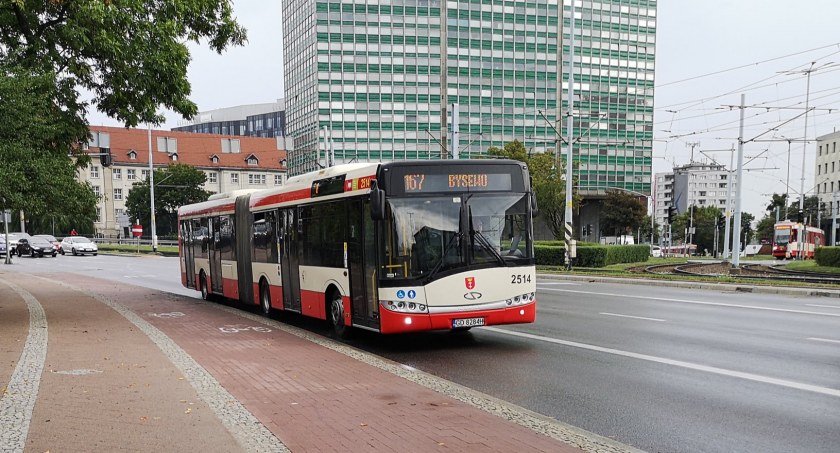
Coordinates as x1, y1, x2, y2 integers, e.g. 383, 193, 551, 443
283, 0, 656, 205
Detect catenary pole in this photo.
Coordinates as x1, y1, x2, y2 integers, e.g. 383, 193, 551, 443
832, 191, 837, 246
799, 63, 814, 219
722, 145, 735, 260
732, 94, 746, 267
563, 0, 576, 269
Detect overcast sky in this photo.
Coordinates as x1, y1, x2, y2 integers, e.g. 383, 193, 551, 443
88, 0, 840, 220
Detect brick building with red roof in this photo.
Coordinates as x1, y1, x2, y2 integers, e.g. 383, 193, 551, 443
78, 126, 287, 237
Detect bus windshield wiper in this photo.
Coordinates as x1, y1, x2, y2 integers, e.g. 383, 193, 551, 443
469, 206, 506, 266
425, 230, 462, 282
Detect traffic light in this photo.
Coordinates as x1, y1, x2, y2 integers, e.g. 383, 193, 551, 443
717, 214, 725, 228
99, 147, 112, 167
667, 206, 677, 224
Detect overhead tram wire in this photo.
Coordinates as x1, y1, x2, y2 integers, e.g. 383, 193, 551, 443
655, 42, 840, 89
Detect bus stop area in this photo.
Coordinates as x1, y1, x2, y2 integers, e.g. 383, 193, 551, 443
0, 272, 589, 453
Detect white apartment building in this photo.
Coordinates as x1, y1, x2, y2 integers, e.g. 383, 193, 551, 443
654, 162, 735, 226
815, 130, 840, 214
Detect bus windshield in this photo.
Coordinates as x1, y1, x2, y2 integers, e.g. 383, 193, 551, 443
381, 193, 532, 280
774, 228, 790, 245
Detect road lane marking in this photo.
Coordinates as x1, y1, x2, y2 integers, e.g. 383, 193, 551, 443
807, 337, 840, 344
805, 304, 840, 309
599, 312, 665, 322
483, 327, 840, 398
540, 288, 840, 317
537, 282, 579, 286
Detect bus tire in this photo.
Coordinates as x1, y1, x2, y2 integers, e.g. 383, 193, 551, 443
328, 290, 348, 338
200, 271, 211, 301
259, 279, 271, 316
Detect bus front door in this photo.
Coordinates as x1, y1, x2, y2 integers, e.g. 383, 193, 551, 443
348, 200, 379, 329
280, 208, 301, 312
209, 216, 223, 293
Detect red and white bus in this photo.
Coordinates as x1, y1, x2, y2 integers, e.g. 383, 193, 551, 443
772, 221, 824, 259
177, 160, 537, 335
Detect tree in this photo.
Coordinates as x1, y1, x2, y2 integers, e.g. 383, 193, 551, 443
739, 212, 755, 248
0, 64, 97, 234
126, 164, 211, 237
787, 196, 819, 224
600, 190, 646, 237
755, 214, 775, 244
638, 215, 661, 243
1, 1, 246, 128
487, 140, 580, 239
766, 193, 788, 216
0, 2, 245, 230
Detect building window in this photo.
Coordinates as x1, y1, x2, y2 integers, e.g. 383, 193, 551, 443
230, 173, 239, 184
113, 188, 123, 200
274, 174, 283, 185
141, 169, 150, 180
221, 139, 241, 153
92, 186, 101, 197
247, 156, 258, 166
112, 168, 122, 180
90, 166, 100, 179
128, 150, 137, 160
248, 174, 266, 185
96, 207, 102, 223
157, 137, 178, 152
115, 208, 124, 218
127, 169, 136, 180
208, 172, 218, 183
169, 153, 178, 162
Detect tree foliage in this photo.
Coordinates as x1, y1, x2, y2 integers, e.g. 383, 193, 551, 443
487, 140, 580, 239
600, 190, 646, 236
126, 164, 211, 237
1, 0, 246, 127
0, 64, 96, 233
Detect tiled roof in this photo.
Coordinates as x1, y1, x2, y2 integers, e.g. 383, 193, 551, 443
84, 126, 287, 171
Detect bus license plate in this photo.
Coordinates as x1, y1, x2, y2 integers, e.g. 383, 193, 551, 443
452, 317, 485, 328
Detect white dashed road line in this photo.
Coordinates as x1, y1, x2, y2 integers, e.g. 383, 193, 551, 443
807, 337, 840, 344
599, 312, 666, 322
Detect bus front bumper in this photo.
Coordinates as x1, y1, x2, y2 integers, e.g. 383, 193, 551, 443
378, 301, 537, 334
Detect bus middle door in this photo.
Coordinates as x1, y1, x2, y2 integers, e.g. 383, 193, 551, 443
280, 208, 302, 312
210, 216, 223, 293
181, 220, 196, 289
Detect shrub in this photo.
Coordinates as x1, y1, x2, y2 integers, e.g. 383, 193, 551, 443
815, 247, 840, 267
535, 244, 565, 266
534, 244, 649, 267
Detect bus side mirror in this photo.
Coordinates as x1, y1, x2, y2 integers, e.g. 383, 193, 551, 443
370, 181, 385, 220
531, 193, 539, 217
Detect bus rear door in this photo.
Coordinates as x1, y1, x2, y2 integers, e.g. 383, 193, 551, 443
280, 208, 302, 312
181, 220, 196, 289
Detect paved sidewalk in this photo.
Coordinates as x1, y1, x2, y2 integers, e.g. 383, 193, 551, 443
1, 273, 598, 453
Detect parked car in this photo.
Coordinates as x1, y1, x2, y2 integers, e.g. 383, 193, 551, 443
0, 236, 7, 256
35, 234, 63, 255
7, 232, 32, 256
21, 237, 57, 257
650, 245, 662, 258
61, 236, 98, 256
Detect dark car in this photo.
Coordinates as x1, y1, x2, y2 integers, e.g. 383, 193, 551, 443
19, 237, 57, 257
35, 234, 63, 255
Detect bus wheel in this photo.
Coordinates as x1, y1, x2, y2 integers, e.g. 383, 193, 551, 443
259, 279, 271, 316
328, 291, 348, 338
200, 272, 211, 301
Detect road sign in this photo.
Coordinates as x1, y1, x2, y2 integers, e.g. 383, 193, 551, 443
117, 214, 131, 228
132, 225, 143, 237
3, 209, 10, 223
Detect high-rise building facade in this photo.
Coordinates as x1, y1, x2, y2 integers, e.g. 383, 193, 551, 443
283, 0, 657, 210
815, 130, 840, 214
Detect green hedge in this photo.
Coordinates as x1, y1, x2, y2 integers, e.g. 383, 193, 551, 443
534, 244, 650, 267
815, 247, 840, 267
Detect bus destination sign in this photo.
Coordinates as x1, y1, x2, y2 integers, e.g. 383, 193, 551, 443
403, 173, 512, 193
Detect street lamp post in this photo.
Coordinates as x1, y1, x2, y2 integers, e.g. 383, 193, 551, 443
148, 125, 158, 252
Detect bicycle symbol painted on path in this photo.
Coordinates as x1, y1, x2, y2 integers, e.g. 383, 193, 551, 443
148, 312, 186, 319
218, 325, 272, 334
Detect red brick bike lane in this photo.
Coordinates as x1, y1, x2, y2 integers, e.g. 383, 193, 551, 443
67, 274, 582, 453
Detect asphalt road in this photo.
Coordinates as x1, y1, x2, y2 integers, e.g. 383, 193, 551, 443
4, 254, 839, 452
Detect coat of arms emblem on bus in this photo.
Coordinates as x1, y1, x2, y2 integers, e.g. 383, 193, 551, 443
465, 277, 475, 290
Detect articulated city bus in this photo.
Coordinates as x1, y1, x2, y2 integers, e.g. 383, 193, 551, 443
177, 160, 537, 335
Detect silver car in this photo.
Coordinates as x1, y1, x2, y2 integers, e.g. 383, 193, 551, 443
61, 236, 99, 256
6, 232, 32, 256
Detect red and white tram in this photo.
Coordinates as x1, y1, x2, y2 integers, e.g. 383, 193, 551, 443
772, 221, 824, 259
178, 160, 537, 335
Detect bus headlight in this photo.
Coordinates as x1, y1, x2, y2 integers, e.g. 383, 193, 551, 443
381, 301, 429, 314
